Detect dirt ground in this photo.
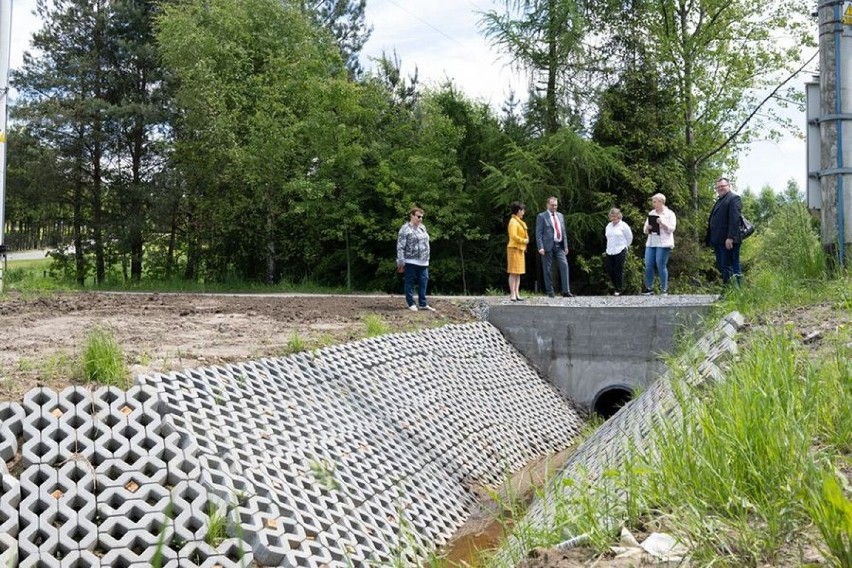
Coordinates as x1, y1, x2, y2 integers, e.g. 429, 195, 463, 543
0, 291, 479, 403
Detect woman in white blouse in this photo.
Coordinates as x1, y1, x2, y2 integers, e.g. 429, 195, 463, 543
604, 208, 633, 296
642, 193, 677, 295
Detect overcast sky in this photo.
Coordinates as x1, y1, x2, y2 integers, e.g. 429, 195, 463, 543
9, 0, 815, 196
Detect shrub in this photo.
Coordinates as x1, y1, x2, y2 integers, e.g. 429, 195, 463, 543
754, 202, 825, 281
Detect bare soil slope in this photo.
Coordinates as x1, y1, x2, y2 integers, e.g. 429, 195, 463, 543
0, 292, 478, 402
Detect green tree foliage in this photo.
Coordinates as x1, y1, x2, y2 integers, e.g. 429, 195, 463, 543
158, 0, 362, 284
5, 0, 821, 295
12, 0, 168, 285
106, 0, 169, 282
4, 126, 68, 250
298, 0, 372, 77
481, 0, 592, 134
13, 0, 116, 284
640, 0, 815, 207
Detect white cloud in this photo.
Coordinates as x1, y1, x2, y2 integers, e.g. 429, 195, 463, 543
361, 0, 529, 105
10, 0, 38, 70
735, 136, 807, 194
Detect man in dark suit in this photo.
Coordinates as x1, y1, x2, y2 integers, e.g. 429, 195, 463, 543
706, 177, 743, 286
536, 196, 573, 297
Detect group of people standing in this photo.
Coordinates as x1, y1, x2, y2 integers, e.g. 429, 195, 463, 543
505, 194, 677, 299
396, 177, 744, 309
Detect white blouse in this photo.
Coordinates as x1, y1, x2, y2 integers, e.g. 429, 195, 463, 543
605, 221, 633, 255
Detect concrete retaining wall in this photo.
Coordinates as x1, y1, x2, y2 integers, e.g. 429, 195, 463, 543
486, 297, 716, 409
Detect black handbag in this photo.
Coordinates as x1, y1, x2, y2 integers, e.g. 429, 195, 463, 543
739, 215, 755, 239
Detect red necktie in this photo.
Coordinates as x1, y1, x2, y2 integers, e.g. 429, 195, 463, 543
552, 213, 561, 241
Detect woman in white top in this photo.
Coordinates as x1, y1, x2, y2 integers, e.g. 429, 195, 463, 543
604, 208, 633, 295
641, 193, 677, 295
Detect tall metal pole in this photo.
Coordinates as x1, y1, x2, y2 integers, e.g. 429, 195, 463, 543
818, 0, 852, 268
0, 0, 12, 291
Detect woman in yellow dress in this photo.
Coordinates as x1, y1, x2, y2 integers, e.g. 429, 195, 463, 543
507, 201, 529, 301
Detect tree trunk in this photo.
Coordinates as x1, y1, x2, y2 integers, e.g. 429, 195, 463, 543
546, 0, 559, 135
458, 239, 467, 295
265, 201, 275, 284
73, 175, 85, 286
129, 97, 146, 281
166, 205, 178, 279
345, 229, 352, 291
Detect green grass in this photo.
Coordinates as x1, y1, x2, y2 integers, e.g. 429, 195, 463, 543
2, 258, 70, 295
363, 313, 390, 337
283, 332, 307, 355
81, 327, 129, 388
2, 255, 354, 296
204, 503, 227, 548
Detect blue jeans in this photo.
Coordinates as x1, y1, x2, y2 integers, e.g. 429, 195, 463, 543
714, 243, 742, 285
404, 263, 429, 307
644, 246, 671, 292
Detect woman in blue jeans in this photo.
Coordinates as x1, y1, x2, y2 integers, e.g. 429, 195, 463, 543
396, 207, 436, 311
641, 193, 677, 295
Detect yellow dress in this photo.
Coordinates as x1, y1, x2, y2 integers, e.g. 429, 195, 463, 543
507, 215, 529, 274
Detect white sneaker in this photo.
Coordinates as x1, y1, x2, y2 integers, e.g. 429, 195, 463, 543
420, 305, 436, 312
408, 305, 418, 311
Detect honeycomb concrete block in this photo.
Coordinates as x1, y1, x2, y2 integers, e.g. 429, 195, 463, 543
17, 522, 60, 562
100, 542, 177, 567
106, 321, 590, 566
57, 510, 98, 553
0, 403, 24, 463
55, 550, 102, 567
22, 388, 59, 418
97, 516, 163, 552
0, 472, 20, 537
19, 554, 62, 568
0, 530, 17, 567
96, 482, 170, 520
204, 538, 254, 568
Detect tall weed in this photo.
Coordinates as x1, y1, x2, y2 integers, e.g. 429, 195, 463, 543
754, 202, 825, 281
806, 470, 852, 566
81, 327, 129, 388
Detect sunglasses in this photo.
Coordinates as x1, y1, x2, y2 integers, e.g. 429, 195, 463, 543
413, 214, 423, 219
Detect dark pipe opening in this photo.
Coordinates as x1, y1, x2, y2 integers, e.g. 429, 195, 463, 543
593, 387, 633, 419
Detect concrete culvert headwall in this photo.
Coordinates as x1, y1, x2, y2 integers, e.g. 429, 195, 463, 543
485, 296, 717, 411
0, 321, 585, 567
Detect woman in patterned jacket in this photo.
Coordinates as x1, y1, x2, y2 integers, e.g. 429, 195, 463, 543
396, 207, 435, 312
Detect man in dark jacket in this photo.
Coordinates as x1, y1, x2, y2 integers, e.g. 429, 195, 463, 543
706, 177, 743, 286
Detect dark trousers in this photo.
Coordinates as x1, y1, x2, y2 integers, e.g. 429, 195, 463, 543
714, 243, 742, 285
541, 245, 570, 294
605, 249, 627, 292
403, 263, 429, 307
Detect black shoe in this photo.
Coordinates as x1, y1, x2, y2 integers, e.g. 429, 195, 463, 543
547, 293, 555, 298
562, 292, 574, 298
516, 297, 526, 302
